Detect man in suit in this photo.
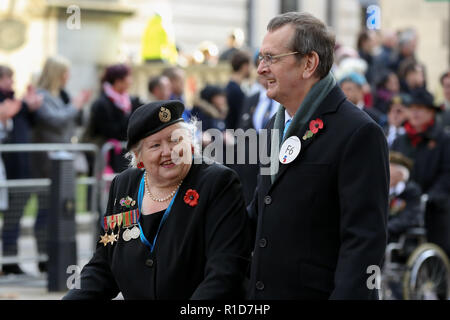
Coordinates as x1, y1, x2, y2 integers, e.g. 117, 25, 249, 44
233, 74, 278, 205
225, 50, 251, 130
247, 12, 389, 299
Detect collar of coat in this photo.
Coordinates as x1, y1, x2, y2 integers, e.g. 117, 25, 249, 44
269, 72, 337, 183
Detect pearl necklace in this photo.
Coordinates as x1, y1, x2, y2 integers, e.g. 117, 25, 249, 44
144, 171, 182, 202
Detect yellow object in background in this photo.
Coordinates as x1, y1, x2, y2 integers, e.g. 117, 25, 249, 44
141, 14, 178, 64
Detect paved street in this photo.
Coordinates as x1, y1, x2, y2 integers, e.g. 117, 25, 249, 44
0, 232, 94, 300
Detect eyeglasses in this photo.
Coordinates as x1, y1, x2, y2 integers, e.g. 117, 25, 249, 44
257, 51, 300, 66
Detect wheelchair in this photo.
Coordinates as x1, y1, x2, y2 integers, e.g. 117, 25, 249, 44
380, 195, 450, 300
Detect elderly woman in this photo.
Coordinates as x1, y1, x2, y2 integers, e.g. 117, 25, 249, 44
64, 100, 251, 299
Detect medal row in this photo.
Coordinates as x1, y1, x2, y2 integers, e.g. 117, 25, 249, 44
100, 209, 141, 246
99, 226, 141, 246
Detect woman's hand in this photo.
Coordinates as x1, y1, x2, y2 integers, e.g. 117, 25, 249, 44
73, 89, 92, 110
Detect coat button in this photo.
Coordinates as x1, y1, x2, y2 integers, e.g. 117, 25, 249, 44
255, 281, 265, 290
145, 259, 154, 268
259, 238, 267, 248
264, 195, 272, 205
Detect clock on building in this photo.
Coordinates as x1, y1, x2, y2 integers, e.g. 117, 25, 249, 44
0, 18, 26, 51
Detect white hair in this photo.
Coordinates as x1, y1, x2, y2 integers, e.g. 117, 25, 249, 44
125, 119, 201, 168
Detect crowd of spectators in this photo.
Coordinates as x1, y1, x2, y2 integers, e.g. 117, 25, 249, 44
1, 26, 449, 277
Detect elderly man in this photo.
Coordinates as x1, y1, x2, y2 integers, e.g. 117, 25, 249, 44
247, 12, 389, 300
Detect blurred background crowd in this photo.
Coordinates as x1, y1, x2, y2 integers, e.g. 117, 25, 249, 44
0, 0, 450, 298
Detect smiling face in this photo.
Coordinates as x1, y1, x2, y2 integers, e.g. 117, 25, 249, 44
257, 24, 306, 110
137, 123, 192, 188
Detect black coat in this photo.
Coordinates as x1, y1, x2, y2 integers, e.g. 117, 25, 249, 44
225, 80, 245, 130
63, 161, 251, 299
84, 92, 142, 143
247, 85, 389, 299
82, 92, 142, 173
0, 90, 34, 179
230, 91, 260, 206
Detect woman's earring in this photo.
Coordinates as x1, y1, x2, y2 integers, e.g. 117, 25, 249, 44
137, 161, 144, 169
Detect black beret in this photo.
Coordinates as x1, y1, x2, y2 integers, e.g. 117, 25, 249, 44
408, 88, 440, 112
127, 100, 185, 150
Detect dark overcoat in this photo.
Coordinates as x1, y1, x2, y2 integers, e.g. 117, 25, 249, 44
64, 161, 251, 299
247, 85, 389, 299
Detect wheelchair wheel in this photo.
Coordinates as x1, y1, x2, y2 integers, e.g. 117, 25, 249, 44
402, 243, 450, 300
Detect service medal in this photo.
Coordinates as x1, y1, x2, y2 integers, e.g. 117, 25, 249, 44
130, 226, 141, 239
122, 228, 132, 242
108, 231, 119, 245
99, 232, 110, 246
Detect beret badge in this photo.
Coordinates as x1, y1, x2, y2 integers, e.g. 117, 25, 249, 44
159, 107, 171, 123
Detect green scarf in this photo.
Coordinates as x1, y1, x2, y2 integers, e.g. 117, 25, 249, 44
269, 72, 336, 183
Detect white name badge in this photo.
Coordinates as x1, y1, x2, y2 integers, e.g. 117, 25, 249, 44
279, 136, 301, 164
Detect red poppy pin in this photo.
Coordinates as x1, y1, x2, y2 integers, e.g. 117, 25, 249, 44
184, 189, 199, 207
303, 118, 324, 140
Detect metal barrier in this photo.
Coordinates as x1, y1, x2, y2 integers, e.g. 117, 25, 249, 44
98, 140, 127, 216
0, 143, 100, 281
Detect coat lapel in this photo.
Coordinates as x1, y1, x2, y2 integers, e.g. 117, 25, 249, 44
269, 85, 346, 190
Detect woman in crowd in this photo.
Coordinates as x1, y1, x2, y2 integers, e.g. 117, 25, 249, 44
82, 63, 142, 173
32, 55, 90, 272
64, 100, 251, 299
373, 69, 400, 114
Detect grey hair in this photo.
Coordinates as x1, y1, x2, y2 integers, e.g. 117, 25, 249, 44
125, 119, 201, 168
267, 12, 335, 79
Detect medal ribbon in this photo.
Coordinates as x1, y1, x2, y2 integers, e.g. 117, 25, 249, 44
103, 216, 108, 232
122, 211, 129, 228
117, 213, 123, 228
109, 215, 117, 230
122, 209, 139, 228
137, 173, 178, 253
